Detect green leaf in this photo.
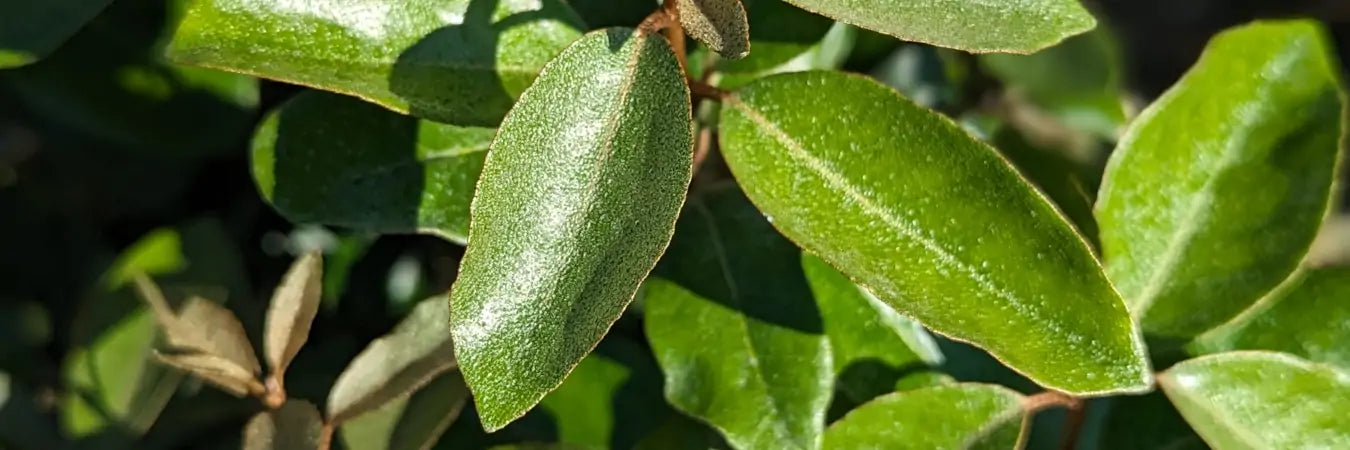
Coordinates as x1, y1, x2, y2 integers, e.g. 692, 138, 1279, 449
712, 21, 856, 90
329, 298, 457, 424
251, 91, 491, 244
339, 371, 471, 450
713, 0, 833, 75
679, 0, 750, 59
243, 400, 324, 450
980, 26, 1127, 138
991, 126, 1101, 242
1191, 267, 1350, 371
644, 185, 831, 450
822, 384, 1026, 449
167, 0, 585, 126
264, 252, 323, 379
802, 253, 945, 404
719, 70, 1150, 395
538, 337, 672, 448
0, 0, 114, 67
1159, 351, 1350, 449
449, 28, 693, 431
779, 0, 1095, 53
1096, 20, 1345, 338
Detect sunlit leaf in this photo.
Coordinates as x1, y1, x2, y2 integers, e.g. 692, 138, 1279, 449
679, 0, 750, 58
822, 384, 1027, 449
779, 0, 1095, 53
265, 252, 323, 378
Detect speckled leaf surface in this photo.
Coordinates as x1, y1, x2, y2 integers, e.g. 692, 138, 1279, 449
329, 298, 457, 424
0, 0, 114, 67
449, 28, 692, 431
1096, 20, 1345, 338
822, 384, 1026, 449
678, 0, 750, 59
167, 0, 585, 125
251, 91, 492, 244
713, 0, 832, 75
719, 70, 1149, 395
779, 0, 1095, 53
1160, 352, 1350, 449
644, 185, 831, 450
1191, 268, 1350, 371
802, 253, 945, 403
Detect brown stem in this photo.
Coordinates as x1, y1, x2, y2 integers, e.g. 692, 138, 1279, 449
1058, 400, 1089, 450
691, 126, 714, 175
318, 422, 334, 450
1023, 390, 1076, 413
689, 80, 728, 102
662, 0, 687, 71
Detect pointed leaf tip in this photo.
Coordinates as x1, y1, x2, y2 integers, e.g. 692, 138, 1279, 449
265, 252, 323, 379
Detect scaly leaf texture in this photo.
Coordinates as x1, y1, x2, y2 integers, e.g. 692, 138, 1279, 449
167, 0, 586, 125
1096, 20, 1345, 338
251, 91, 492, 244
449, 28, 693, 431
779, 0, 1095, 53
645, 185, 832, 450
1160, 351, 1350, 449
719, 70, 1150, 395
678, 0, 751, 59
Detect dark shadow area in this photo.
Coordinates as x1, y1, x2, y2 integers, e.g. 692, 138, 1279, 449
825, 360, 945, 423
1096, 391, 1206, 450
389, 0, 580, 126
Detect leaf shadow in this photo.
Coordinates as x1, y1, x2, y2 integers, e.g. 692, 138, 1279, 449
388, 0, 579, 126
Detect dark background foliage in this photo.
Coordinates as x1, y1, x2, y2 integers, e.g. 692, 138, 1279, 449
0, 0, 1346, 449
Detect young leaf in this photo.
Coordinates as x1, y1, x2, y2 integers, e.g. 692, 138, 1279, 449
153, 351, 265, 397
1159, 351, 1350, 449
134, 277, 260, 377
450, 28, 693, 431
719, 70, 1150, 395
802, 254, 945, 404
1096, 20, 1345, 338
779, 0, 1095, 53
712, 0, 833, 75
167, 0, 585, 125
339, 371, 471, 450
822, 384, 1027, 449
0, 0, 114, 67
265, 252, 323, 378
251, 91, 492, 244
243, 400, 324, 450
328, 298, 457, 424
1190, 267, 1350, 370
644, 186, 831, 450
678, 0, 751, 59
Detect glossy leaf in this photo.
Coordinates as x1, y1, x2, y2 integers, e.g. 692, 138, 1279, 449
822, 384, 1026, 449
167, 0, 586, 125
719, 70, 1150, 395
153, 351, 264, 397
265, 252, 323, 378
980, 26, 1127, 138
449, 28, 692, 431
243, 400, 324, 450
713, 0, 833, 75
679, 0, 750, 59
645, 185, 831, 450
779, 0, 1095, 53
1159, 351, 1350, 449
0, 0, 114, 67
340, 371, 471, 450
802, 254, 945, 404
1191, 267, 1350, 371
329, 298, 458, 424
251, 91, 491, 244
1096, 20, 1345, 338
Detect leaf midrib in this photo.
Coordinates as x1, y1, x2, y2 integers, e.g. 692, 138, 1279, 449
726, 97, 1095, 364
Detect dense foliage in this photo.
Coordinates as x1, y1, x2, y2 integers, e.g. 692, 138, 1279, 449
2, 0, 1348, 449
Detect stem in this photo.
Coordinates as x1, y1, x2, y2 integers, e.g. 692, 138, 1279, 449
689, 80, 727, 102
262, 374, 287, 410
1023, 390, 1075, 413
318, 422, 334, 450
692, 126, 714, 175
1058, 400, 1088, 450
662, 0, 687, 71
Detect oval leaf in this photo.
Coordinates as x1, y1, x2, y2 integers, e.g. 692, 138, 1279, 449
718, 70, 1149, 395
1159, 351, 1350, 449
329, 298, 458, 424
167, 0, 585, 125
243, 400, 324, 450
802, 253, 945, 404
645, 185, 831, 450
449, 28, 693, 431
823, 384, 1026, 449
780, 0, 1095, 53
252, 91, 492, 244
1096, 20, 1345, 338
0, 0, 114, 67
339, 371, 471, 450
265, 252, 323, 378
678, 0, 751, 59
1190, 267, 1350, 371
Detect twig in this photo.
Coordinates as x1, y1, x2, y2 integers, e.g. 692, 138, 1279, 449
689, 79, 728, 102
662, 0, 687, 71
318, 422, 334, 450
1023, 391, 1087, 450
1058, 399, 1089, 450
692, 126, 714, 175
